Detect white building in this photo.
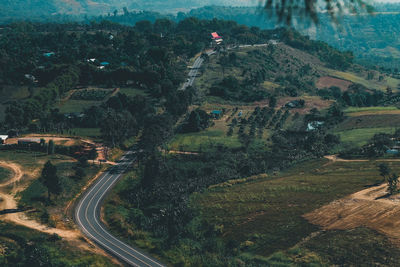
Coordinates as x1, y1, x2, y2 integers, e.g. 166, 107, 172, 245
0, 135, 8, 144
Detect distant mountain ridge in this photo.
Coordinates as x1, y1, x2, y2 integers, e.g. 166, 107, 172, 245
0, 0, 259, 21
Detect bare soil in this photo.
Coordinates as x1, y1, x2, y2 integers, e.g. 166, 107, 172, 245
276, 96, 334, 114
316, 76, 352, 91
0, 160, 121, 264
304, 183, 400, 246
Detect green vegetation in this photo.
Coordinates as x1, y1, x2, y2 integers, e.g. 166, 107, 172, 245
344, 106, 399, 114
19, 158, 101, 224
68, 128, 101, 138
299, 228, 400, 266
0, 166, 12, 183
169, 129, 242, 151
334, 127, 396, 147
118, 87, 148, 97
323, 67, 397, 91
70, 89, 111, 101
193, 159, 400, 260
57, 100, 102, 114
0, 221, 112, 266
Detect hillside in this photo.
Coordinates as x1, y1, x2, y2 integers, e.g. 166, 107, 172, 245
2, 15, 400, 266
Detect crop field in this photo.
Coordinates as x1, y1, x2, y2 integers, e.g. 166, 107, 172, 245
316, 76, 352, 91
168, 102, 290, 152
193, 159, 400, 259
344, 106, 399, 115
335, 114, 400, 131
323, 67, 400, 92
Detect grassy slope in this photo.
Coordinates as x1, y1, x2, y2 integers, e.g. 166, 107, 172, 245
0, 86, 30, 121
193, 159, 400, 258
322, 67, 400, 92
332, 107, 400, 147
0, 221, 112, 266
0, 167, 12, 183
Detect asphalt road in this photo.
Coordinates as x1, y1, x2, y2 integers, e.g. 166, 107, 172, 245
180, 50, 215, 90
75, 151, 165, 267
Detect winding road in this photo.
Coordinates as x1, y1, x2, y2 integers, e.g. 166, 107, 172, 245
74, 151, 165, 267
75, 42, 278, 266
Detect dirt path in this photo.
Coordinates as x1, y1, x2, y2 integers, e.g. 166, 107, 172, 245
0, 161, 23, 187
0, 161, 79, 240
0, 160, 122, 264
324, 155, 400, 166
304, 183, 400, 245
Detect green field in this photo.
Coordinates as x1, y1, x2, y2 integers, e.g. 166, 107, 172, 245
344, 106, 399, 114
0, 166, 12, 183
0, 150, 72, 174
168, 129, 242, 152
193, 159, 400, 260
68, 127, 101, 138
334, 127, 396, 147
57, 99, 101, 113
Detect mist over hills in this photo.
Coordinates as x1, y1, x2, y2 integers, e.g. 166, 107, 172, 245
0, 0, 259, 21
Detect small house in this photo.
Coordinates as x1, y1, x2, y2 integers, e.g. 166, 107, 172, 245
307, 121, 324, 131
0, 135, 8, 144
18, 138, 41, 145
43, 52, 55, 57
387, 149, 399, 155
210, 110, 223, 119
285, 99, 305, 109
100, 62, 110, 66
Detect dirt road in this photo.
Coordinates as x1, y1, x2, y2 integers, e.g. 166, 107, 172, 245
0, 161, 79, 240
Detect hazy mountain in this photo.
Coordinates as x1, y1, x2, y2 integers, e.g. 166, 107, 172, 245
0, 0, 259, 21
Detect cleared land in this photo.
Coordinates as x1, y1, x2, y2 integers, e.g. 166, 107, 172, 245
275, 95, 333, 114
193, 159, 400, 258
322, 67, 400, 92
168, 103, 272, 152
316, 76, 352, 91
304, 183, 400, 246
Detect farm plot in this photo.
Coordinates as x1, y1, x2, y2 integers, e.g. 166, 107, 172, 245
193, 159, 400, 258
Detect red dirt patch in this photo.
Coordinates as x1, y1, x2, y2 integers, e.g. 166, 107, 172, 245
304, 183, 400, 246
317, 76, 352, 91
276, 96, 334, 114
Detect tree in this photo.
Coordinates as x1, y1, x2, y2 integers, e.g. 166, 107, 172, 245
88, 148, 98, 164
269, 96, 277, 108
387, 173, 398, 195
182, 109, 211, 133
48, 139, 55, 155
378, 163, 391, 183
40, 161, 61, 201
74, 167, 86, 180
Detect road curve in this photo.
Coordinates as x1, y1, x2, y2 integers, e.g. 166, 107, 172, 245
75, 151, 165, 267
